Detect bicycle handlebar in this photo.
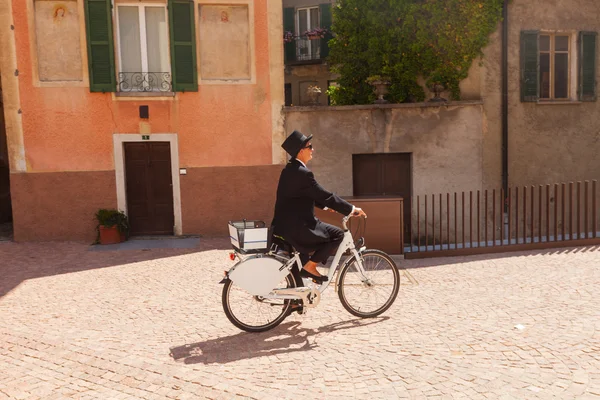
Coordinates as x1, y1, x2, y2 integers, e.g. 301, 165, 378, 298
342, 216, 350, 230
342, 214, 363, 230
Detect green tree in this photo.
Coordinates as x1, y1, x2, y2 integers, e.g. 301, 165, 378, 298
327, 0, 504, 105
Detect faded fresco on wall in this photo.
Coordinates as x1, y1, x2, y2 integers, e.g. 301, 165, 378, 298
199, 5, 250, 80
34, 0, 83, 81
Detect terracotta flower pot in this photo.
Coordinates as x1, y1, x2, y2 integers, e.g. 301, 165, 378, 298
99, 225, 125, 245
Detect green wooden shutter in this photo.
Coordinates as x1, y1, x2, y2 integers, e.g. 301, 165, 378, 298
520, 31, 539, 102
84, 0, 116, 92
284, 8, 296, 63
579, 31, 597, 101
168, 0, 198, 92
319, 4, 332, 60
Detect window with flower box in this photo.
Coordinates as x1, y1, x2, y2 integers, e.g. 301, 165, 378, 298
283, 4, 332, 64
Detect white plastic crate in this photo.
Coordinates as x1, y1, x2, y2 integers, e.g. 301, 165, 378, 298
228, 220, 271, 253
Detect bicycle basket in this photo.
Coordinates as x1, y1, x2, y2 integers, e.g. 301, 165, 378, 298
228, 220, 272, 254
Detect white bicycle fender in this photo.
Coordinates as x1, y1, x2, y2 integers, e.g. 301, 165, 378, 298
228, 256, 290, 296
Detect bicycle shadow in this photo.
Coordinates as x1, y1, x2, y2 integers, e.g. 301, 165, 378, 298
169, 316, 389, 365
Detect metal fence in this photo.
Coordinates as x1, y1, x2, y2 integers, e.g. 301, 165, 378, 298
405, 180, 600, 259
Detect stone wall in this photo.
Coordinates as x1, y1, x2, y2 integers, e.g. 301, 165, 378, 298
285, 64, 333, 106
284, 102, 485, 197
284, 102, 485, 243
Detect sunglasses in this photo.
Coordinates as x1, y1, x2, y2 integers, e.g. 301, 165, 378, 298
303, 144, 313, 150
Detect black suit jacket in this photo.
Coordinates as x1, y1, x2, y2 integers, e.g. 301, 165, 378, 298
271, 159, 353, 252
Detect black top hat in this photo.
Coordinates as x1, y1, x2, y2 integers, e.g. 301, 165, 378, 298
281, 130, 313, 158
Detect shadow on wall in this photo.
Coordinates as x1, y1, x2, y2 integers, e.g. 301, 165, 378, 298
0, 161, 11, 224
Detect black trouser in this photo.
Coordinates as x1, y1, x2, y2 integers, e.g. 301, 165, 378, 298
299, 223, 344, 266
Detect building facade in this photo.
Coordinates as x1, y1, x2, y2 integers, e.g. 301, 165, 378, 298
0, 0, 286, 242
3, 0, 599, 245
284, 0, 600, 248
283, 0, 335, 107
286, 0, 600, 197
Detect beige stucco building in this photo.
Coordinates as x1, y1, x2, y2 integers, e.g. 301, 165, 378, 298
284, 0, 600, 246
283, 0, 335, 106
286, 0, 600, 196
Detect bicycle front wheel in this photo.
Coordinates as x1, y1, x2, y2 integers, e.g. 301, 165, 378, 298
337, 249, 400, 318
222, 272, 296, 333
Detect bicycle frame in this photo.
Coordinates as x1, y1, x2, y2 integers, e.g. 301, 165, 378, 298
265, 216, 368, 305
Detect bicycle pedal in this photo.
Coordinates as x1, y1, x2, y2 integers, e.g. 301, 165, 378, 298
294, 306, 307, 315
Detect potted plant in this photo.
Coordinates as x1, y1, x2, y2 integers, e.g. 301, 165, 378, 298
304, 27, 328, 40
95, 209, 129, 245
283, 30, 295, 43
366, 75, 391, 104
427, 72, 448, 102
306, 84, 322, 105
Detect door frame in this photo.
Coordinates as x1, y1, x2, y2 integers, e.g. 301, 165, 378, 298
113, 134, 182, 235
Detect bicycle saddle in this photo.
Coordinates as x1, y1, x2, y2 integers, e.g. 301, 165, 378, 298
271, 234, 295, 256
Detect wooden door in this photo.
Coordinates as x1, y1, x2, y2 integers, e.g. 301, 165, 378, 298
353, 153, 412, 243
124, 142, 174, 235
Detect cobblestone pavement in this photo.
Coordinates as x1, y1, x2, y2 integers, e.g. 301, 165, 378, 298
1, 240, 599, 399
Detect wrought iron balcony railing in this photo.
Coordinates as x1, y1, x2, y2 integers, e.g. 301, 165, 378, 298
296, 38, 322, 61
118, 72, 172, 92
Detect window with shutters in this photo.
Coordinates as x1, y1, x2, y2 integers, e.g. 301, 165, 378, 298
284, 4, 332, 64
521, 30, 597, 102
115, 4, 171, 92
539, 34, 570, 100
84, 0, 197, 93
296, 7, 320, 61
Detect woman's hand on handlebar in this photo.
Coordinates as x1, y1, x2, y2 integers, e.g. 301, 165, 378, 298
351, 207, 367, 218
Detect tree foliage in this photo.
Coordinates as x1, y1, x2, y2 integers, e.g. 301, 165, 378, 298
327, 0, 504, 104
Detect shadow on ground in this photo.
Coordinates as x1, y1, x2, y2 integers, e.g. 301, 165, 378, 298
169, 317, 389, 365
397, 244, 600, 270
0, 237, 230, 298
2, 235, 599, 301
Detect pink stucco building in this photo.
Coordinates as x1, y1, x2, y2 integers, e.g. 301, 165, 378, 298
0, 0, 287, 241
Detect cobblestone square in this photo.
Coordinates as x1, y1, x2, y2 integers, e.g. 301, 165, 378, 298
1, 241, 599, 399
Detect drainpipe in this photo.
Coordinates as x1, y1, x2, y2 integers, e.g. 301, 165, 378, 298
502, 0, 509, 212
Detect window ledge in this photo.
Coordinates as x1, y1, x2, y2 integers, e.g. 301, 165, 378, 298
115, 92, 175, 98
536, 100, 582, 105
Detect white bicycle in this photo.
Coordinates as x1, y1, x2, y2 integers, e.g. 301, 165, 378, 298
220, 216, 400, 332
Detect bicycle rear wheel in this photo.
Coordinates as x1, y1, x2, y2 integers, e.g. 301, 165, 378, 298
337, 249, 400, 318
222, 273, 296, 332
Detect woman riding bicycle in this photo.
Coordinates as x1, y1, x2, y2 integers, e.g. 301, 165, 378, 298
271, 130, 367, 283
